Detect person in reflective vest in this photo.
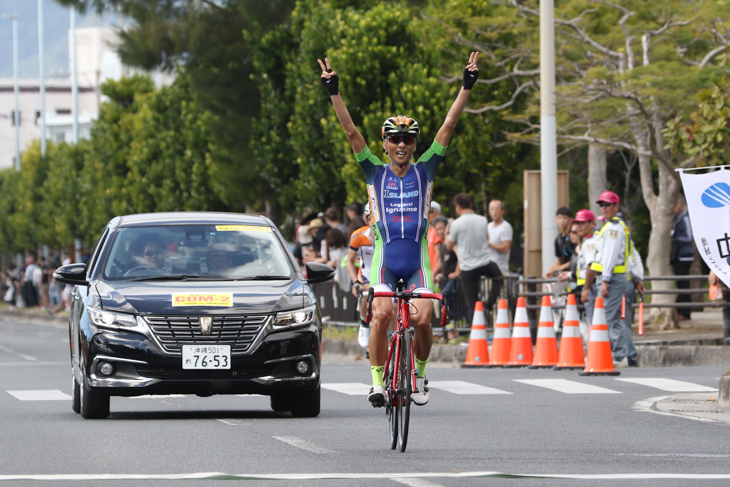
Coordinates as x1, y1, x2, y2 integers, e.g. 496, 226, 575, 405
583, 191, 636, 367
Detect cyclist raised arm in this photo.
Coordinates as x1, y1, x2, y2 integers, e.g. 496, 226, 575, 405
318, 52, 479, 408
317, 57, 366, 154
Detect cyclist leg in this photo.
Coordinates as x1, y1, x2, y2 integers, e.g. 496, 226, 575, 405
367, 263, 397, 406
403, 246, 433, 406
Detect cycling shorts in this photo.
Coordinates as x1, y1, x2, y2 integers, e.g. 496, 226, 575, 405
370, 237, 433, 293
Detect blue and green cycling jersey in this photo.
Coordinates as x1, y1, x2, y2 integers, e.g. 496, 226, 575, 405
356, 140, 445, 244
355, 140, 446, 291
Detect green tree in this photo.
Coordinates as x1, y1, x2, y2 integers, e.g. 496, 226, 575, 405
54, 0, 297, 212
432, 0, 730, 324
665, 77, 730, 166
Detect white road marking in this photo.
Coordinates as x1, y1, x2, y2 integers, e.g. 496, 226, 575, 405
428, 381, 511, 395
617, 378, 717, 392
0, 344, 37, 362
391, 477, 444, 487
127, 394, 187, 399
322, 382, 370, 395
3, 472, 730, 481
272, 436, 335, 454
7, 389, 71, 401
514, 379, 620, 394
632, 396, 716, 423
216, 419, 248, 426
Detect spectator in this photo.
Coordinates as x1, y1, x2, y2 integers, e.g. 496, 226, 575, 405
545, 207, 575, 278
670, 194, 694, 321
427, 201, 443, 283
562, 210, 597, 304
37, 256, 51, 311
487, 199, 513, 273
557, 221, 582, 292
293, 221, 314, 266
23, 257, 39, 308
708, 271, 730, 343
323, 228, 350, 292
346, 202, 366, 237
307, 218, 326, 257
445, 193, 502, 323
583, 191, 637, 367
433, 216, 460, 341
324, 207, 349, 237
347, 204, 375, 348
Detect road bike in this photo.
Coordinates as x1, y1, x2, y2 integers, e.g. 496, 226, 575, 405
365, 281, 446, 452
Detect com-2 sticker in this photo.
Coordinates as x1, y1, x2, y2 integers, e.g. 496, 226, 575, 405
215, 225, 271, 232
172, 293, 233, 307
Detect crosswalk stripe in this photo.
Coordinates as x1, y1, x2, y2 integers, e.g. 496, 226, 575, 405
7, 390, 71, 401
616, 378, 717, 392
322, 383, 371, 395
513, 379, 620, 394
428, 381, 512, 395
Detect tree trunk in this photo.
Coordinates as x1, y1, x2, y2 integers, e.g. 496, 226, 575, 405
632, 115, 681, 328
588, 144, 607, 216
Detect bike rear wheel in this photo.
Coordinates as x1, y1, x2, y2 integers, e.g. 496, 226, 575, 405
397, 331, 412, 452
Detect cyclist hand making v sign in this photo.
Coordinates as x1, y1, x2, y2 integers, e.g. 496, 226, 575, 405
318, 52, 479, 407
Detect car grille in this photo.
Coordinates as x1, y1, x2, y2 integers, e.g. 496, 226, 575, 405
144, 315, 269, 355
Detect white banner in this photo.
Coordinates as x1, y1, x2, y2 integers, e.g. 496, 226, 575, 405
679, 168, 730, 288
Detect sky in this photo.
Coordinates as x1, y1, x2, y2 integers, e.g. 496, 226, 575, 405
0, 0, 115, 78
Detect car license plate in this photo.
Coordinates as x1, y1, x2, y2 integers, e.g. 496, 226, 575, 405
182, 345, 231, 369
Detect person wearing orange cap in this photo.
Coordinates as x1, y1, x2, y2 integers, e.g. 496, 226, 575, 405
583, 191, 636, 367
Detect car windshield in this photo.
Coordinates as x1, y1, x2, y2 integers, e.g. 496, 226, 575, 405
101, 224, 293, 281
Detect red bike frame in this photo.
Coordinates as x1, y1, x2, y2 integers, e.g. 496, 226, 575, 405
365, 289, 447, 398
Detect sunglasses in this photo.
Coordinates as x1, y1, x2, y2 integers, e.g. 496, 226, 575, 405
569, 230, 578, 234
143, 249, 161, 257
388, 134, 416, 146
597, 201, 615, 207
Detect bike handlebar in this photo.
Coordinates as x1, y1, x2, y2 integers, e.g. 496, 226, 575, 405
365, 289, 447, 327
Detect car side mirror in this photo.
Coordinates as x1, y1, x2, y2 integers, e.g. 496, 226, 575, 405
305, 262, 335, 284
53, 263, 89, 286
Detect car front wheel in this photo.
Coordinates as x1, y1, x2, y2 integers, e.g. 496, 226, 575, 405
79, 364, 110, 419
290, 385, 320, 418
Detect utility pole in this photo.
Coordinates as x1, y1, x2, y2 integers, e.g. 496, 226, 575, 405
540, 0, 558, 277
1, 13, 20, 170
70, 6, 78, 144
37, 0, 46, 156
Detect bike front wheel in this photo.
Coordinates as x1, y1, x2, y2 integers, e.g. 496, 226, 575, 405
397, 331, 412, 452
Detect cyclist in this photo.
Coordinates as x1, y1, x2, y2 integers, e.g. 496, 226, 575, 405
318, 52, 479, 407
346, 203, 375, 349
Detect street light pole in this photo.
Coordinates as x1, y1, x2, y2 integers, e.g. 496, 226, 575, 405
37, 0, 46, 156
1, 13, 20, 171
540, 0, 558, 277
70, 6, 78, 144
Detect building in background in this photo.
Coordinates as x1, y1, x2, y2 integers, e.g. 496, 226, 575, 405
0, 26, 173, 170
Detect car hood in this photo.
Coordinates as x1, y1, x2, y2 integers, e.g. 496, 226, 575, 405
95, 279, 311, 315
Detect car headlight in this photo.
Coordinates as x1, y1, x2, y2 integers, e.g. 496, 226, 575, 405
273, 306, 316, 328
88, 307, 138, 330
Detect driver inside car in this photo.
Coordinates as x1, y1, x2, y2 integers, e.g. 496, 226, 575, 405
126, 234, 168, 274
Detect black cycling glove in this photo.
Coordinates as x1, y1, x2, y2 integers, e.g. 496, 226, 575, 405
321, 69, 340, 96
462, 67, 479, 90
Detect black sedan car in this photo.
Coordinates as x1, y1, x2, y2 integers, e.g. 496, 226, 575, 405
54, 212, 334, 419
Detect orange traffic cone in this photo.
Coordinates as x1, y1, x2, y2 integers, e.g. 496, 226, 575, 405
579, 297, 620, 376
506, 297, 533, 367
554, 294, 585, 370
461, 301, 489, 368
529, 295, 559, 368
488, 299, 511, 367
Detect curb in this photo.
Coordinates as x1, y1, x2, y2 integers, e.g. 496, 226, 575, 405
323, 339, 730, 368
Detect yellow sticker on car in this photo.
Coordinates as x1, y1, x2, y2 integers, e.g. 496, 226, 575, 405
172, 293, 233, 307
215, 225, 271, 232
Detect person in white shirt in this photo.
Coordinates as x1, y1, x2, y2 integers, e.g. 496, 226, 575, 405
487, 200, 513, 272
